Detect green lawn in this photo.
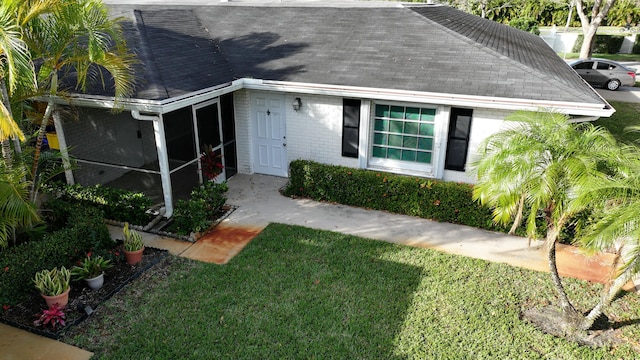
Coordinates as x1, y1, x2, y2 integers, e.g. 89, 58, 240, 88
594, 100, 640, 145
66, 224, 640, 359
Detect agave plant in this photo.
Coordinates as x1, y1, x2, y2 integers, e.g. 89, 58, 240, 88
123, 222, 144, 252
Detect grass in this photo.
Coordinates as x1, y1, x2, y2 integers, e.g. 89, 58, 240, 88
594, 100, 640, 145
66, 224, 640, 359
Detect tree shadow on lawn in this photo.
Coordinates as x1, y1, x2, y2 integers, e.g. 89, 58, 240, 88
72, 223, 425, 359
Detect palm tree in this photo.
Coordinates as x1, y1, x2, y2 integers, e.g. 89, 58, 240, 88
472, 110, 622, 323
0, 161, 40, 248
572, 145, 640, 330
23, 0, 135, 198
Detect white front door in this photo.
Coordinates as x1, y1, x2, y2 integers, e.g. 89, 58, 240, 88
252, 93, 288, 177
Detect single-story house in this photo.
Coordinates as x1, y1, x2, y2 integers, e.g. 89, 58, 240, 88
47, 1, 613, 218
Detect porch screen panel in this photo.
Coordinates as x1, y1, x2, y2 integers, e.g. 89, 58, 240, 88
163, 107, 196, 170
372, 104, 435, 164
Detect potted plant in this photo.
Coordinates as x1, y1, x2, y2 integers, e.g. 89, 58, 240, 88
71, 253, 113, 290
34, 267, 71, 308
123, 222, 145, 265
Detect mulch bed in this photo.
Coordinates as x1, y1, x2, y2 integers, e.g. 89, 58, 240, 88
0, 246, 168, 339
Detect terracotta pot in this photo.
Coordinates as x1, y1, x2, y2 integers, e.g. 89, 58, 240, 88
124, 247, 144, 265
41, 287, 70, 308
86, 273, 104, 290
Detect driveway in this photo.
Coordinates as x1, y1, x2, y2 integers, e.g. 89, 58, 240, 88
596, 85, 640, 103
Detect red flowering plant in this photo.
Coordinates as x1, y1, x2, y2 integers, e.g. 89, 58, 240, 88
34, 304, 66, 331
200, 144, 224, 181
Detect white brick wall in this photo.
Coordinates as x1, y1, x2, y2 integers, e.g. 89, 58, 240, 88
234, 89, 253, 174
443, 108, 510, 184
285, 93, 359, 169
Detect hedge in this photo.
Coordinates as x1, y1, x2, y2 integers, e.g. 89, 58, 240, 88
45, 182, 153, 225
0, 205, 114, 306
572, 34, 625, 54
283, 160, 511, 233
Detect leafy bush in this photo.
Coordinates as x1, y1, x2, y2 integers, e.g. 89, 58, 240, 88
170, 182, 228, 235
508, 17, 540, 35
572, 34, 625, 54
284, 160, 509, 232
0, 205, 114, 306
45, 182, 153, 225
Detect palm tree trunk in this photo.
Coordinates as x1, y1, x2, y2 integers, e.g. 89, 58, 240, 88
509, 194, 525, 235
30, 100, 55, 200
31, 73, 58, 200
545, 220, 578, 318
1, 79, 14, 168
580, 249, 638, 330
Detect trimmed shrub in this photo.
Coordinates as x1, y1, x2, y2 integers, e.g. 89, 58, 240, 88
284, 160, 509, 232
170, 182, 228, 235
0, 205, 114, 306
572, 34, 625, 54
45, 182, 153, 225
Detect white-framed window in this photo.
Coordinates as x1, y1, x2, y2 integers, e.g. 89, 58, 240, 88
369, 103, 438, 174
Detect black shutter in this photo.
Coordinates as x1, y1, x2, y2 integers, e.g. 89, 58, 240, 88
444, 108, 473, 171
342, 99, 361, 158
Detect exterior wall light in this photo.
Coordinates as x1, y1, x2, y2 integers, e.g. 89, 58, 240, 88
292, 97, 302, 111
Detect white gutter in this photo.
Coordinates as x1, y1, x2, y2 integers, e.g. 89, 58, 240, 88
130, 110, 173, 218
242, 79, 615, 118
40, 78, 613, 118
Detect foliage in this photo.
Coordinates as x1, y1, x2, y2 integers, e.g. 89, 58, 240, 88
571, 34, 626, 54
33, 266, 70, 296
66, 224, 640, 358
509, 17, 540, 34
170, 182, 228, 235
0, 204, 113, 306
123, 222, 144, 252
70, 253, 113, 280
593, 101, 640, 144
33, 304, 66, 331
45, 182, 153, 225
284, 160, 511, 233
0, 160, 40, 248
200, 144, 224, 181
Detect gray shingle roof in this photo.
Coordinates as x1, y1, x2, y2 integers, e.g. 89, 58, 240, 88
103, 3, 604, 106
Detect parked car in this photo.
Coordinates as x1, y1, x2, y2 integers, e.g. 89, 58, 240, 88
569, 58, 637, 91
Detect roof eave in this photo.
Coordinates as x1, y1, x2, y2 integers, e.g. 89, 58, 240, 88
40, 78, 615, 118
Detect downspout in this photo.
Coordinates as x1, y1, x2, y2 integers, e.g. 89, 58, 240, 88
131, 110, 173, 218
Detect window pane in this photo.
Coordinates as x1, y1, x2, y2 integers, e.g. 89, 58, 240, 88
420, 123, 434, 136
418, 137, 433, 151
389, 134, 403, 147
388, 148, 401, 160
417, 151, 432, 163
405, 107, 420, 120
403, 136, 417, 148
402, 150, 416, 161
390, 120, 403, 134
375, 105, 389, 118
421, 108, 436, 121
404, 122, 419, 135
373, 146, 386, 158
390, 106, 404, 119
453, 116, 471, 138
374, 133, 387, 145
375, 119, 388, 132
